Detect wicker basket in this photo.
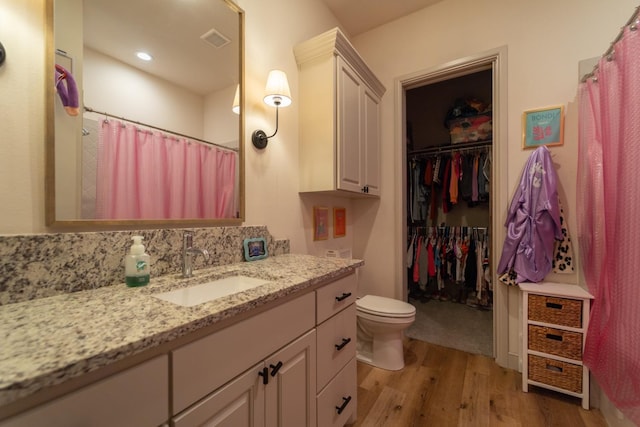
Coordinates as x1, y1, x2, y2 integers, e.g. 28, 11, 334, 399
528, 325, 582, 360
528, 294, 582, 328
528, 354, 582, 393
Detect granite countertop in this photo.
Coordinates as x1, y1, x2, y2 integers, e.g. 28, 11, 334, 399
0, 254, 363, 407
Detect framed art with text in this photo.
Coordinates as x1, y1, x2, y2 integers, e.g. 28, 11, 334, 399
522, 105, 564, 149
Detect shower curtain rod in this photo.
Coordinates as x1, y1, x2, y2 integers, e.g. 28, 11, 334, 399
581, 5, 640, 82
84, 106, 239, 152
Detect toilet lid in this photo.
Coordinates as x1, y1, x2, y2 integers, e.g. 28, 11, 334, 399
356, 295, 416, 318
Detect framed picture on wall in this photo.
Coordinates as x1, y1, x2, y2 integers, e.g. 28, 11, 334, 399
334, 207, 346, 238
313, 206, 329, 241
522, 105, 564, 149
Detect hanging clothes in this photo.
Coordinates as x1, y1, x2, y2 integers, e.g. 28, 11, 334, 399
497, 146, 562, 283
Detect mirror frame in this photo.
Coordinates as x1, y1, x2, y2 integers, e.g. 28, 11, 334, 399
44, 0, 245, 228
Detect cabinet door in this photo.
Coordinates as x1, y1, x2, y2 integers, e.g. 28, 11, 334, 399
173, 293, 315, 414
362, 86, 381, 196
172, 362, 265, 427
0, 356, 169, 427
336, 57, 363, 193
265, 330, 317, 427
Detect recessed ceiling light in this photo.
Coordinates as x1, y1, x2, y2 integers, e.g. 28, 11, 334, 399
136, 51, 153, 61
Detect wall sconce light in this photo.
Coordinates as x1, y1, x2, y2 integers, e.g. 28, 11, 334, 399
252, 70, 291, 149
232, 84, 240, 115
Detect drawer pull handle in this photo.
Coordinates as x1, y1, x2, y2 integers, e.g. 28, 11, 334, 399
258, 367, 269, 385
335, 337, 351, 351
546, 333, 563, 341
546, 302, 563, 310
546, 363, 563, 373
336, 395, 352, 414
336, 292, 352, 302
270, 361, 283, 376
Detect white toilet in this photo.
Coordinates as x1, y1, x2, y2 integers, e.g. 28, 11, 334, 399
355, 295, 416, 371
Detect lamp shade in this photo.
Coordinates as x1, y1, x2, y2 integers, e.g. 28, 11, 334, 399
263, 70, 291, 107
232, 84, 240, 114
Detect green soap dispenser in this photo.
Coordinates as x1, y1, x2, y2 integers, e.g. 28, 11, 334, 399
125, 235, 151, 287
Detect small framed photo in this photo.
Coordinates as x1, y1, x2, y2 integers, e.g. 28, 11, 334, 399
333, 207, 346, 238
522, 105, 564, 149
313, 206, 329, 241
243, 237, 268, 261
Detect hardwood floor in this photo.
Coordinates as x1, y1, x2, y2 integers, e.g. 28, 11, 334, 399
346, 338, 607, 427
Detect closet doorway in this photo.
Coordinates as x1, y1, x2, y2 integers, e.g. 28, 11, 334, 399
397, 48, 509, 364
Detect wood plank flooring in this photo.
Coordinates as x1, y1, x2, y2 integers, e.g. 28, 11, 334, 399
346, 338, 607, 427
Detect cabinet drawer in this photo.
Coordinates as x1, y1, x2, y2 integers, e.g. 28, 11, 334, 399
317, 304, 357, 391
528, 354, 582, 393
528, 325, 582, 360
172, 292, 315, 414
528, 294, 582, 328
316, 273, 357, 324
317, 358, 357, 427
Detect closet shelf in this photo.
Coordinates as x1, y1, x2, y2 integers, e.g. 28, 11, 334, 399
408, 140, 492, 157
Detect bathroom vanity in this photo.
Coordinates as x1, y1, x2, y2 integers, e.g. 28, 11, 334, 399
0, 254, 361, 427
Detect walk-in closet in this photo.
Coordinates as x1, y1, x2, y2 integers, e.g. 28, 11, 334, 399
404, 69, 494, 356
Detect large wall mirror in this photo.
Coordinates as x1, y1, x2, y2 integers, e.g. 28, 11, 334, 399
46, 0, 244, 227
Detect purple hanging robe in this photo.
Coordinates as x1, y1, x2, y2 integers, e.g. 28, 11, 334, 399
497, 146, 563, 283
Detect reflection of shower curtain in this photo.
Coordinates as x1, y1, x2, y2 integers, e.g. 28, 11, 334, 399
577, 19, 640, 424
82, 118, 100, 219
95, 119, 237, 219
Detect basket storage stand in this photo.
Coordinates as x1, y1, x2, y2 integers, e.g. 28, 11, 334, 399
518, 282, 594, 410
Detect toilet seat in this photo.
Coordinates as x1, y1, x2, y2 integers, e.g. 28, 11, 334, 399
356, 295, 416, 319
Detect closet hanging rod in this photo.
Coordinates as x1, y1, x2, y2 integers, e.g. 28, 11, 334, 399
84, 106, 239, 152
409, 225, 488, 231
580, 5, 640, 82
408, 140, 492, 157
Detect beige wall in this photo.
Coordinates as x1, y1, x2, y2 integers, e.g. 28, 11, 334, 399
349, 0, 635, 424
0, 0, 636, 422
0, 0, 48, 233
234, 0, 356, 256
349, 0, 636, 298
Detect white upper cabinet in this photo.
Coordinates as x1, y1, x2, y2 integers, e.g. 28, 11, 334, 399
295, 28, 386, 197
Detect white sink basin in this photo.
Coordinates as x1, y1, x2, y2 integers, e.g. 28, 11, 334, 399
153, 275, 271, 307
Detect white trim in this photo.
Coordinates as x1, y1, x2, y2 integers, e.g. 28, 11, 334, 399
395, 46, 511, 367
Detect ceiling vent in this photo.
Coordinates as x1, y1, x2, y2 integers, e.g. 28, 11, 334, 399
200, 28, 231, 48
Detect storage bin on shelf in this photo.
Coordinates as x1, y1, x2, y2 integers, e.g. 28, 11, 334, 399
447, 112, 492, 144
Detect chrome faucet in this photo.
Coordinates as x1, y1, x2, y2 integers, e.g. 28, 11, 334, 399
182, 231, 210, 278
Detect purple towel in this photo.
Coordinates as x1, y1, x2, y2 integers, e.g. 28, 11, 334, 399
55, 64, 79, 116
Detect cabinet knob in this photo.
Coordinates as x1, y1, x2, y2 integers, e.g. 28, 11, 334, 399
335, 292, 352, 302
336, 395, 352, 414
335, 337, 351, 351
269, 361, 283, 376
258, 367, 269, 385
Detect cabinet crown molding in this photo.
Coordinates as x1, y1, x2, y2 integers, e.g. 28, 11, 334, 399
294, 27, 386, 98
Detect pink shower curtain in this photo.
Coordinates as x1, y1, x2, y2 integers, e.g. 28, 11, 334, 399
578, 21, 640, 424
95, 119, 237, 220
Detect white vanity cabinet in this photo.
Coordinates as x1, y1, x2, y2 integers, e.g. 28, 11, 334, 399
171, 292, 316, 427
0, 269, 360, 427
173, 330, 316, 427
0, 356, 169, 427
295, 28, 386, 197
315, 273, 358, 426
172, 273, 360, 427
